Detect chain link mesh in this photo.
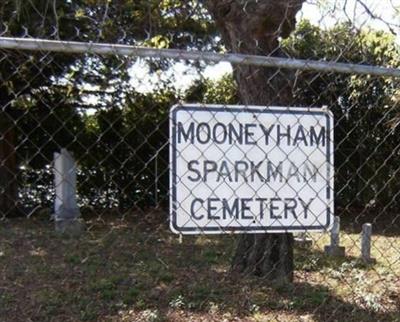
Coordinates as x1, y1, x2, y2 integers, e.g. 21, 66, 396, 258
0, 1, 400, 321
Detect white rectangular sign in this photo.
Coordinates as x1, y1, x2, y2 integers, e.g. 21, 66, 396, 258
170, 104, 334, 234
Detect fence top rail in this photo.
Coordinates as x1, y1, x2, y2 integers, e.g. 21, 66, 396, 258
0, 37, 400, 78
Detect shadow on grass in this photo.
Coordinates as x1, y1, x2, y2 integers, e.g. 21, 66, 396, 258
115, 240, 395, 322
1, 217, 398, 322
119, 269, 397, 322
294, 245, 373, 273
267, 281, 396, 322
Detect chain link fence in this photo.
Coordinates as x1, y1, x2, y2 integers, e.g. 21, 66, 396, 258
0, 1, 400, 321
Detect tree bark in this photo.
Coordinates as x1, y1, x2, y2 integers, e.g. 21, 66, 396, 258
204, 0, 304, 283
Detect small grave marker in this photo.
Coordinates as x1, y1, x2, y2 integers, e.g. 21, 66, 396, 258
53, 148, 83, 234
361, 223, 375, 263
324, 216, 345, 256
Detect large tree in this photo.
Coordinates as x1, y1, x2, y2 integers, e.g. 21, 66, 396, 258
203, 0, 305, 283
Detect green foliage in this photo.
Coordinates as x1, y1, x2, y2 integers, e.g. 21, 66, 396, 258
185, 74, 238, 104
1, 0, 223, 211
0, 1, 83, 110
284, 21, 400, 209
123, 287, 141, 305
3, 4, 400, 214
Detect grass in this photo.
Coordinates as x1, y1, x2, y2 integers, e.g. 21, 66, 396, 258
0, 213, 399, 322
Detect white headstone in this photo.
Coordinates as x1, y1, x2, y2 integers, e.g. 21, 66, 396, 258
53, 149, 82, 233
331, 216, 340, 247
324, 216, 345, 256
361, 223, 375, 263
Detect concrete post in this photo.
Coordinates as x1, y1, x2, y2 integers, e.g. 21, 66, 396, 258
324, 216, 345, 256
361, 223, 375, 263
53, 149, 83, 235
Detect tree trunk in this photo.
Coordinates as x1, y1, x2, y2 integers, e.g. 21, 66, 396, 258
204, 0, 305, 283
0, 111, 17, 218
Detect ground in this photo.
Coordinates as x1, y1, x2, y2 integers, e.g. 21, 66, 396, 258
0, 210, 399, 322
